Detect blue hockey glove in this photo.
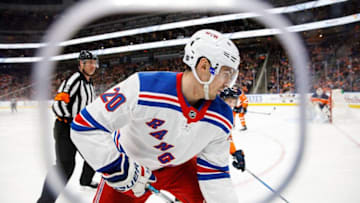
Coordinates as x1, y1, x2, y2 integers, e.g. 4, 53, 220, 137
232, 149, 245, 172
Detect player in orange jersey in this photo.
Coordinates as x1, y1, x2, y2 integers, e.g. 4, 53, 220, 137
220, 88, 245, 171
311, 87, 329, 109
233, 87, 248, 131
311, 87, 330, 121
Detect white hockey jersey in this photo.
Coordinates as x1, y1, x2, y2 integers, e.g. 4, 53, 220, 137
71, 71, 239, 202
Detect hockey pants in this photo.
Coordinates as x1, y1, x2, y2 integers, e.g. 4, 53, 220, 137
93, 157, 204, 203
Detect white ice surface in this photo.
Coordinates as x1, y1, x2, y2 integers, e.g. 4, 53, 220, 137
0, 106, 359, 203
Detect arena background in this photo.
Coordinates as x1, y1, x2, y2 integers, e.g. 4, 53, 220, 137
0, 0, 360, 203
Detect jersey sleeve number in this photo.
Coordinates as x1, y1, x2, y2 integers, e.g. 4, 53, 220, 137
100, 87, 126, 112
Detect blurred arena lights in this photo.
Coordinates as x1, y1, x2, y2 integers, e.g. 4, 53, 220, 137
0, 0, 348, 50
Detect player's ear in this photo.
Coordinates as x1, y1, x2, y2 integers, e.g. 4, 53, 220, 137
196, 58, 211, 80
198, 58, 209, 72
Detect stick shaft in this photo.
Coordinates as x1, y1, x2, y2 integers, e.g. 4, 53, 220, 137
247, 110, 271, 115
146, 184, 175, 203
246, 168, 290, 203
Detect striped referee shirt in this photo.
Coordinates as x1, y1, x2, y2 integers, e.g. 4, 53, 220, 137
52, 71, 95, 120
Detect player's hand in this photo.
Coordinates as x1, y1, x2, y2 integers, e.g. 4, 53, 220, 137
102, 156, 156, 197
232, 149, 245, 172
238, 106, 245, 114
243, 107, 247, 114
233, 106, 241, 113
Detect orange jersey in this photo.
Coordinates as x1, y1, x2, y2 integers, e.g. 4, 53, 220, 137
228, 134, 237, 155
311, 97, 329, 105
236, 92, 248, 108
230, 140, 236, 155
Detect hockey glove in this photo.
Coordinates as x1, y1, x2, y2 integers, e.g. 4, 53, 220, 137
233, 106, 241, 113
102, 155, 156, 197
232, 149, 245, 172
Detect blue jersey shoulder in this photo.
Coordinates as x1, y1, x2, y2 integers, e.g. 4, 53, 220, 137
208, 96, 234, 125
138, 71, 178, 96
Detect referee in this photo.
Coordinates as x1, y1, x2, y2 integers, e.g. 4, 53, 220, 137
38, 50, 99, 203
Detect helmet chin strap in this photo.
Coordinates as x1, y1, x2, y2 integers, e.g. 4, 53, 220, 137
191, 69, 215, 101
190, 60, 217, 100
204, 84, 210, 100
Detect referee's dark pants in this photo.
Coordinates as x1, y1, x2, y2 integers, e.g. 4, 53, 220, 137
37, 119, 96, 203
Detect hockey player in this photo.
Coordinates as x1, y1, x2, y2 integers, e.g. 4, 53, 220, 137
71, 29, 241, 202
37, 50, 99, 203
310, 87, 330, 121
233, 87, 248, 131
10, 98, 17, 113
220, 88, 246, 171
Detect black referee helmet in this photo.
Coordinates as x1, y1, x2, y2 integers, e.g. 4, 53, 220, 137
78, 50, 99, 68
78, 50, 98, 61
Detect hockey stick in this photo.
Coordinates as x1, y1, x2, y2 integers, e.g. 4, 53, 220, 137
247, 110, 272, 115
146, 184, 176, 203
246, 168, 290, 203
247, 107, 276, 116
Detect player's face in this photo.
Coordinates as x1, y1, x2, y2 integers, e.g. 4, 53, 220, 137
224, 97, 237, 108
81, 59, 97, 77
209, 66, 235, 100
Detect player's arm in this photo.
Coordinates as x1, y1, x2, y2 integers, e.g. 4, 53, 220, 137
311, 97, 321, 103
239, 94, 248, 114
70, 73, 154, 197
310, 93, 322, 103
229, 135, 245, 171
197, 135, 239, 203
311, 97, 329, 106
70, 73, 136, 170
319, 98, 329, 105
241, 94, 248, 109
320, 94, 330, 105
229, 136, 236, 155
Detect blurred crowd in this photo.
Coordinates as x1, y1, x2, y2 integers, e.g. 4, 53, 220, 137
267, 24, 360, 94
1, 2, 360, 100
0, 68, 32, 100
1, 29, 359, 101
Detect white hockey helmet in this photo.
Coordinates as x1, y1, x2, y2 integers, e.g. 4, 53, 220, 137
183, 29, 240, 94
316, 88, 323, 95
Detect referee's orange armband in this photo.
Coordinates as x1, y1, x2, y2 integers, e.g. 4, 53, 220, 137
54, 92, 70, 104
